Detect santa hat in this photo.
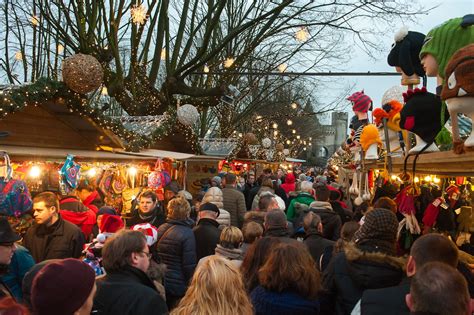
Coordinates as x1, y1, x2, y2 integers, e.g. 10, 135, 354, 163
348, 91, 372, 113
97, 214, 124, 243
420, 15, 474, 79
441, 43, 474, 101
131, 223, 159, 246
387, 27, 426, 77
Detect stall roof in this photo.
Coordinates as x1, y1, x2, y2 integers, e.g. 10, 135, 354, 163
3, 145, 155, 162
112, 148, 195, 160
286, 157, 306, 163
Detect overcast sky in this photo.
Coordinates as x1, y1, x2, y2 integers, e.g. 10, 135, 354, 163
318, 0, 474, 125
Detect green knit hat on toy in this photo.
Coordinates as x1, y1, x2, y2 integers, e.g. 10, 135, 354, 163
419, 15, 474, 79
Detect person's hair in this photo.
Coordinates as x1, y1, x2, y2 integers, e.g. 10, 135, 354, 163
167, 195, 191, 220
300, 181, 313, 193
410, 233, 459, 268
0, 297, 30, 315
225, 173, 237, 185
264, 210, 287, 228
219, 226, 243, 249
140, 190, 157, 203
341, 221, 360, 241
102, 230, 147, 272
172, 256, 253, 315
258, 194, 276, 211
410, 262, 469, 315
258, 241, 320, 299
202, 187, 224, 209
373, 197, 397, 214
241, 237, 282, 291
261, 178, 274, 189
314, 184, 330, 201
33, 192, 59, 212
76, 180, 95, 192
263, 168, 272, 175
303, 212, 321, 233
242, 222, 263, 244
355, 201, 371, 215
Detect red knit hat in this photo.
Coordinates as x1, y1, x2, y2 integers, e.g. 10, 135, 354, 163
32, 259, 96, 315
348, 90, 373, 113
99, 214, 124, 233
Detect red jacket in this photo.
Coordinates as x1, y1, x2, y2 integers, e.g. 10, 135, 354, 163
281, 173, 296, 196
60, 197, 96, 240
83, 190, 103, 214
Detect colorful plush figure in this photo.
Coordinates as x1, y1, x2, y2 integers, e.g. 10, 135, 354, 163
388, 27, 426, 86
359, 124, 382, 160
347, 91, 372, 161
441, 44, 474, 153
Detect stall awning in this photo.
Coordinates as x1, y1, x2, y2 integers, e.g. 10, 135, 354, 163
112, 148, 195, 160
2, 145, 155, 162
286, 157, 306, 163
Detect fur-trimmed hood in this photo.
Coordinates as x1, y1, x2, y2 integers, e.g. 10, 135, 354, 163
344, 242, 406, 270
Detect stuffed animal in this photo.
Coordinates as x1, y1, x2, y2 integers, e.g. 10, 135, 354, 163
373, 96, 406, 157
359, 124, 382, 160
441, 44, 474, 153
347, 91, 372, 161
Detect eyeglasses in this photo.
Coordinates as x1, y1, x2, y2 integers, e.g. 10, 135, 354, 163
141, 251, 152, 259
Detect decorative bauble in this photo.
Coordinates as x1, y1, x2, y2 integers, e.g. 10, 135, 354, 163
62, 54, 104, 94
283, 148, 290, 156
381, 85, 406, 105
244, 132, 258, 144
275, 143, 284, 151
261, 137, 272, 148
177, 104, 199, 126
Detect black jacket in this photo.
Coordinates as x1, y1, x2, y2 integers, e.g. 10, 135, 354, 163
93, 265, 168, 315
156, 219, 196, 297
361, 276, 410, 315
264, 226, 290, 238
311, 205, 342, 241
23, 217, 84, 262
126, 206, 166, 228
322, 243, 405, 315
193, 218, 221, 261
330, 201, 353, 225
304, 232, 335, 267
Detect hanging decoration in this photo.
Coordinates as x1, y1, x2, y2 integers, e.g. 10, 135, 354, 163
177, 104, 199, 126
62, 54, 104, 94
262, 137, 272, 148
58, 154, 81, 195
130, 3, 148, 25
283, 148, 290, 156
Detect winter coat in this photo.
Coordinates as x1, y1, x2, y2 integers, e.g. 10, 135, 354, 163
251, 187, 275, 211
243, 183, 258, 210
330, 201, 353, 225
244, 211, 266, 227
309, 201, 342, 241
198, 245, 244, 269
359, 277, 411, 315
93, 265, 168, 315
202, 187, 232, 228
222, 187, 247, 227
156, 219, 196, 297
281, 173, 296, 196
0, 245, 35, 301
193, 218, 221, 260
23, 217, 85, 262
216, 209, 231, 227
126, 205, 166, 229
60, 197, 96, 240
82, 190, 103, 214
304, 232, 335, 268
322, 242, 405, 315
286, 193, 315, 220
251, 285, 320, 315
264, 226, 290, 238
247, 185, 261, 211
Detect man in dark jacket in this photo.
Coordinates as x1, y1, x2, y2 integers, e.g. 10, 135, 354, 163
0, 217, 21, 300
243, 172, 257, 210
222, 173, 247, 227
93, 230, 168, 314
193, 203, 221, 260
309, 184, 342, 241
23, 192, 84, 262
355, 233, 459, 315
263, 210, 290, 238
322, 209, 405, 315
126, 191, 165, 229
303, 212, 334, 268
59, 193, 96, 241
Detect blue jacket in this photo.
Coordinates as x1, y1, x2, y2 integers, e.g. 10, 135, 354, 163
1, 245, 35, 301
156, 219, 196, 297
251, 285, 320, 315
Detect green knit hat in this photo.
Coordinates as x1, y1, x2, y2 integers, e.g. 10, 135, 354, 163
420, 16, 474, 79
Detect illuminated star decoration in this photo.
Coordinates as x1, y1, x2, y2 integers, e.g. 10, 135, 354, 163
295, 27, 309, 42
131, 4, 148, 25
224, 57, 235, 68
30, 15, 39, 26
15, 51, 23, 61
278, 63, 288, 73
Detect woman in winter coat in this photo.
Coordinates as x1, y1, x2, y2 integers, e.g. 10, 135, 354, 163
198, 226, 244, 269
280, 172, 296, 197
322, 208, 405, 315
251, 178, 275, 211
250, 240, 321, 315
156, 196, 197, 309
203, 187, 231, 228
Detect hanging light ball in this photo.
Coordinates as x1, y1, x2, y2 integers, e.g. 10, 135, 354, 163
244, 132, 258, 144
381, 85, 406, 105
283, 149, 290, 156
276, 143, 284, 152
62, 53, 104, 94
262, 137, 272, 149
287, 119, 293, 126
177, 104, 200, 126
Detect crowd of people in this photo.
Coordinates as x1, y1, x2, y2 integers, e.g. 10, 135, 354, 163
0, 168, 473, 315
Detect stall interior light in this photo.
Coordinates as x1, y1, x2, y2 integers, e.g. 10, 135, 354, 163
87, 168, 97, 177
128, 166, 138, 176
28, 165, 41, 178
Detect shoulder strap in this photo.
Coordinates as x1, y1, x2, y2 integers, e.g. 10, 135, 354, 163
156, 224, 176, 245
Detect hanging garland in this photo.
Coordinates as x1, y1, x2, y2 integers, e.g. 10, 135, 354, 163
0, 78, 201, 153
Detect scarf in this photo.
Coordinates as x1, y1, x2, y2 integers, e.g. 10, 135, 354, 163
215, 244, 243, 261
